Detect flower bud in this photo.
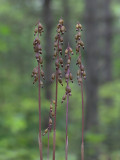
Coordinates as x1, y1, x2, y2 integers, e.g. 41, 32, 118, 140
59, 18, 64, 25
67, 59, 71, 64
51, 111, 55, 117
53, 100, 55, 104
50, 104, 53, 109
45, 128, 48, 134
49, 118, 52, 124
51, 73, 55, 80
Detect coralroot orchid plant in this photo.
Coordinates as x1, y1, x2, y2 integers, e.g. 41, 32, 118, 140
61, 44, 74, 160
75, 23, 86, 160
31, 19, 86, 160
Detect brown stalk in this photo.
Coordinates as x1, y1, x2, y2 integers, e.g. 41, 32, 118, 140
75, 23, 86, 160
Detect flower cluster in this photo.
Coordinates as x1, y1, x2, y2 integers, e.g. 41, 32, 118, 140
32, 22, 44, 85
42, 100, 55, 136
52, 18, 66, 86
61, 45, 73, 103
33, 22, 44, 64
31, 67, 44, 85
75, 23, 86, 85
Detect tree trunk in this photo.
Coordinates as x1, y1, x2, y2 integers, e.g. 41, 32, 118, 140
63, 0, 71, 47
84, 0, 101, 160
43, 0, 53, 99
84, 0, 112, 159
102, 0, 113, 82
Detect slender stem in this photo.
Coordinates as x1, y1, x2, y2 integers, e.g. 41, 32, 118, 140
66, 94, 69, 160
53, 72, 58, 160
53, 37, 60, 160
38, 62, 43, 160
65, 45, 70, 160
47, 119, 50, 160
81, 81, 84, 160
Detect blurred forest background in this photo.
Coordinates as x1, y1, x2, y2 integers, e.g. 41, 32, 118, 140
0, 0, 120, 160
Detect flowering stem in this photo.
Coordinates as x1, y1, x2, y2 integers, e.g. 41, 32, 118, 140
38, 62, 43, 160
47, 118, 50, 160
81, 81, 84, 160
65, 46, 70, 160
53, 38, 59, 160
66, 85, 69, 160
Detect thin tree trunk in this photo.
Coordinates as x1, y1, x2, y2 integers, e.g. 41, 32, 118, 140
63, 0, 71, 47
43, 0, 53, 99
84, 0, 101, 160
102, 0, 112, 82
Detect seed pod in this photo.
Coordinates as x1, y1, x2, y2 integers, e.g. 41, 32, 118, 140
51, 111, 55, 117
83, 71, 86, 76
33, 67, 38, 74
58, 78, 63, 86
77, 32, 81, 38
77, 58, 81, 64
53, 100, 55, 104
49, 118, 52, 124
78, 23, 82, 30
60, 37, 63, 43
53, 51, 57, 58
59, 46, 62, 53
54, 42, 57, 47
79, 40, 84, 47
81, 65, 84, 71
77, 70, 80, 76
69, 47, 72, 52
59, 58, 63, 64
51, 73, 55, 80
78, 77, 82, 84
57, 28, 61, 33
67, 59, 71, 64
55, 60, 59, 67
58, 69, 62, 75
65, 73, 69, 79
40, 80, 43, 85
61, 26, 65, 32
76, 46, 79, 52
65, 65, 68, 72
50, 104, 53, 109
45, 128, 48, 134
59, 18, 64, 25
66, 86, 71, 93
63, 94, 66, 100
65, 49, 68, 55
39, 56, 43, 64
34, 28, 38, 35
41, 69, 44, 77
76, 24, 79, 29
69, 73, 73, 80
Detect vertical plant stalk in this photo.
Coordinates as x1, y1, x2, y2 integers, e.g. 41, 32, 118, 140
38, 62, 43, 160
52, 18, 66, 160
32, 22, 44, 160
47, 118, 50, 160
75, 23, 86, 160
62, 45, 74, 160
66, 82, 69, 160
53, 38, 59, 160
42, 101, 55, 160
81, 81, 84, 160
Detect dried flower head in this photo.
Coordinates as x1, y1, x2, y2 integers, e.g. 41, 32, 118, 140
75, 23, 86, 85
61, 44, 73, 103
32, 21, 44, 160
75, 22, 86, 160
51, 18, 66, 86
42, 100, 55, 136
32, 22, 45, 85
